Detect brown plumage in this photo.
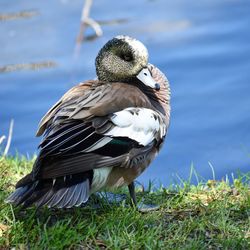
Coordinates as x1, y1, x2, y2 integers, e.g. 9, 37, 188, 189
6, 35, 170, 209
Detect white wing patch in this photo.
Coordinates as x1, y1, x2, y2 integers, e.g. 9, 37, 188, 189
105, 108, 166, 146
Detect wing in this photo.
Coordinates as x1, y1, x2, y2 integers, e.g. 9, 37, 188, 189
33, 110, 165, 180
29, 80, 166, 180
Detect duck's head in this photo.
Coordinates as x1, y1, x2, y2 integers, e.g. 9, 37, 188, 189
95, 35, 160, 90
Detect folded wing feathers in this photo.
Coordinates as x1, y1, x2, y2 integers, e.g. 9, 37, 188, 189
69, 86, 109, 118
58, 131, 96, 153
40, 122, 87, 150
40, 153, 127, 179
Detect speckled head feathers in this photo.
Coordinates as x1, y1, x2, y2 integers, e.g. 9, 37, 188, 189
95, 36, 149, 82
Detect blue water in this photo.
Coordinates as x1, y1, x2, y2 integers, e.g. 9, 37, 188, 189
1, 0, 250, 185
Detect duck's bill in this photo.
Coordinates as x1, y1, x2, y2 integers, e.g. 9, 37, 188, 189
136, 68, 160, 90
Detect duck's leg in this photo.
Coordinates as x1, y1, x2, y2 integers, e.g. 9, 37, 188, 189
128, 181, 160, 212
128, 181, 137, 207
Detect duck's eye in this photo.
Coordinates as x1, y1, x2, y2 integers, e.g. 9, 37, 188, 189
120, 54, 133, 62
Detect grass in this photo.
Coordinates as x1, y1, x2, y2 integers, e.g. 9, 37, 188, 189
0, 156, 250, 249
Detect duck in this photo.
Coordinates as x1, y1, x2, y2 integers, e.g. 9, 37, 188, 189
6, 35, 171, 209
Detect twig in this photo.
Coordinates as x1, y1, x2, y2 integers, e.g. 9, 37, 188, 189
74, 0, 103, 57
77, 0, 103, 43
84, 18, 103, 38
3, 119, 14, 156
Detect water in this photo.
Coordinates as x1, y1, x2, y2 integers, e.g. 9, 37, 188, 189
1, 0, 250, 185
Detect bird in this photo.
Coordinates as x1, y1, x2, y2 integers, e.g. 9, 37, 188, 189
6, 35, 171, 210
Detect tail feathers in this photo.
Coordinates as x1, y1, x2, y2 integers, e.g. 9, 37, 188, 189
34, 179, 90, 208
5, 178, 91, 209
5, 186, 29, 205
5, 181, 38, 206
